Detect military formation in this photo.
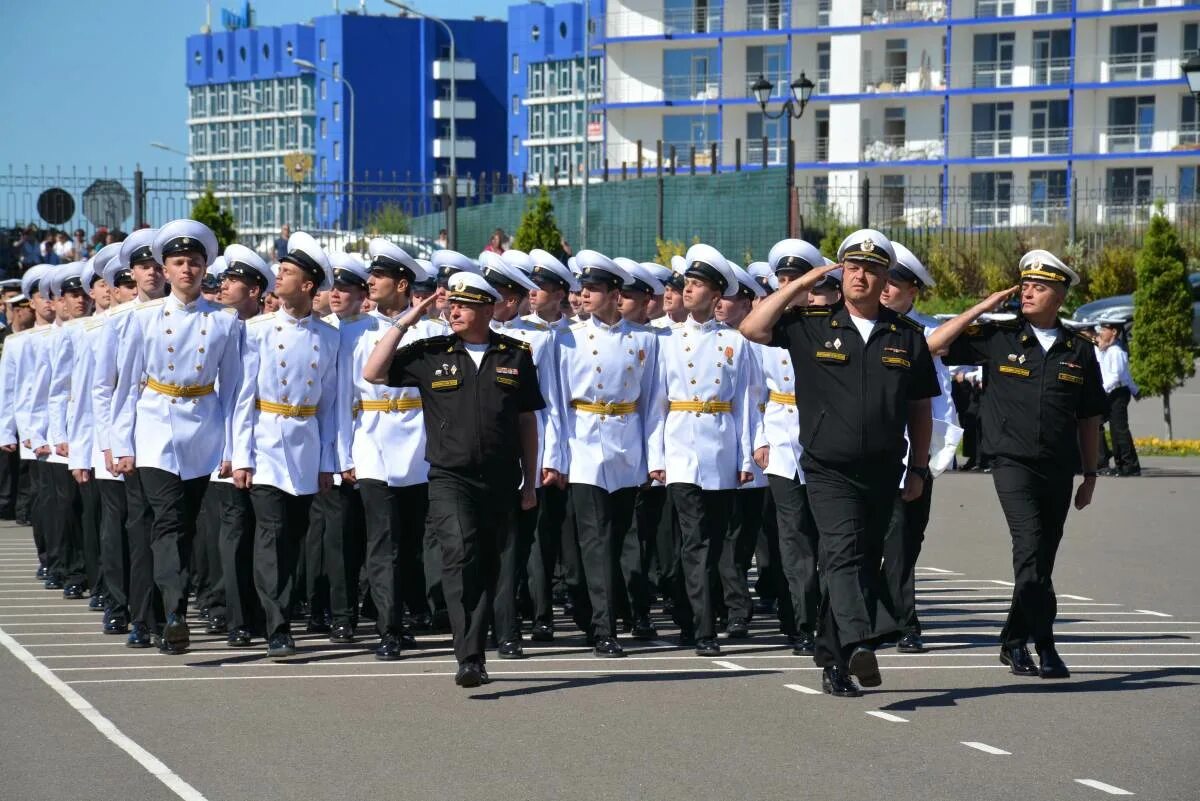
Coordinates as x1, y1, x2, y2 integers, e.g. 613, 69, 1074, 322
0, 218, 1105, 695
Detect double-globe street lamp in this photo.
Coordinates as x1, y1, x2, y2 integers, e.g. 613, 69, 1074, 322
1184, 55, 1200, 98
751, 72, 815, 237
294, 58, 356, 232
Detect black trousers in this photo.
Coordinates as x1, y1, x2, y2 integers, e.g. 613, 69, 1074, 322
992, 457, 1073, 649
670, 484, 733, 641
124, 470, 161, 629
496, 499, 537, 643
250, 485, 314, 638
358, 480, 427, 636
650, 486, 680, 600
138, 468, 209, 619
568, 484, 636, 640
79, 477, 104, 595
527, 484, 568, 628
15, 457, 32, 527
718, 487, 766, 623
97, 479, 130, 614
426, 467, 517, 665
753, 489, 782, 605
1098, 387, 1140, 474
193, 485, 224, 613
28, 460, 49, 567
802, 456, 902, 669
213, 482, 260, 632
48, 462, 86, 587
619, 485, 658, 622
769, 475, 817, 636
422, 508, 447, 621
0, 447, 18, 516
881, 476, 934, 637
305, 481, 364, 628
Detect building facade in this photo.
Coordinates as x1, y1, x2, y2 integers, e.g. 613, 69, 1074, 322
509, 1, 606, 186
185, 11, 506, 238
598, 0, 1200, 226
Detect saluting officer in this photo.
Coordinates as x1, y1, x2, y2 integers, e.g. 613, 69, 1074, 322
928, 250, 1105, 680
648, 244, 756, 656
363, 271, 543, 688
232, 231, 339, 659
740, 229, 939, 698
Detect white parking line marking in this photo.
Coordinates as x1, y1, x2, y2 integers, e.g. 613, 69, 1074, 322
0, 625, 209, 801
1075, 779, 1134, 795
865, 711, 908, 723
1134, 610, 1172, 618
784, 683, 822, 695
1059, 594, 1095, 601
712, 660, 746, 670
961, 742, 1011, 755
915, 567, 956, 574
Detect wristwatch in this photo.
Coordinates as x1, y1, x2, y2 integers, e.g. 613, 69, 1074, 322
909, 465, 930, 480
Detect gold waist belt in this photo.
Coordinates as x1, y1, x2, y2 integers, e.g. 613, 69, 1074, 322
354, 398, 423, 414
768, 391, 796, 406
571, 400, 638, 416
146, 378, 215, 398
668, 400, 733, 414
256, 399, 319, 418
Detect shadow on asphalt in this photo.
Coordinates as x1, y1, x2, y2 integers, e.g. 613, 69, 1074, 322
465, 669, 783, 700
877, 668, 1200, 711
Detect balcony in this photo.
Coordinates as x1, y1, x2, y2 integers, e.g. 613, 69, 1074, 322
1102, 124, 1154, 154
664, 75, 721, 102
972, 60, 1014, 89
973, 0, 1014, 16
1029, 128, 1070, 156
1029, 200, 1069, 225
971, 131, 1013, 158
862, 136, 945, 162
432, 59, 476, 82
432, 137, 476, 159
741, 71, 791, 100
1032, 58, 1071, 86
744, 138, 828, 165
745, 0, 787, 31
1106, 53, 1155, 82
861, 65, 944, 93
1179, 122, 1200, 148
658, 140, 723, 169
664, 6, 723, 35
432, 98, 476, 120
1033, 0, 1070, 11
861, 0, 946, 25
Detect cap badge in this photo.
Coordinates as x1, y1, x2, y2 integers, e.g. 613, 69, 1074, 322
182, 237, 191, 245
861, 239, 875, 253
1032, 260, 1043, 270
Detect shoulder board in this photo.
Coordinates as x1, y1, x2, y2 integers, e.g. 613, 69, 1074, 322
422, 334, 455, 348
626, 321, 652, 332
136, 298, 166, 310
570, 321, 588, 331
108, 300, 137, 317
797, 306, 832, 316
313, 316, 337, 331
220, 305, 237, 314
497, 334, 531, 350
896, 313, 924, 332
671, 322, 685, 329
31, 326, 53, 335
524, 319, 548, 331
247, 312, 277, 326
995, 318, 1022, 329
84, 318, 107, 331
322, 313, 339, 325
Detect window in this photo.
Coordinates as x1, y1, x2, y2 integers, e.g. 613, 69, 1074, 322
332, 62, 340, 79
333, 101, 340, 122
747, 0, 784, 31
529, 64, 544, 97
1029, 170, 1067, 224
815, 109, 829, 162
194, 49, 202, 65
239, 45, 247, 61
972, 32, 1014, 87
880, 175, 905, 222
746, 44, 788, 98
813, 176, 829, 209
971, 102, 1013, 157
333, 141, 341, 161
883, 38, 907, 86
1182, 96, 1199, 145
262, 43, 270, 59
319, 39, 327, 60
746, 111, 785, 164
817, 42, 830, 94
1109, 24, 1156, 80
1107, 96, 1155, 152
588, 56, 601, 93
1105, 167, 1153, 222
1030, 99, 1069, 154
320, 79, 327, 100
662, 114, 717, 153
512, 95, 519, 115
513, 136, 520, 156
320, 156, 328, 178
969, 171, 1013, 226
530, 150, 543, 176
1181, 167, 1199, 205
1185, 23, 1199, 59
883, 107, 906, 146
512, 53, 519, 74
529, 108, 544, 137
974, 0, 1014, 16
1031, 30, 1070, 85
531, 25, 541, 41
663, 48, 718, 101
665, 0, 717, 35
217, 47, 224, 63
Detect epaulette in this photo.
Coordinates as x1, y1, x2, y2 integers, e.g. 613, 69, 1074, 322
523, 319, 548, 332
796, 305, 832, 316
671, 322, 685, 329
84, 318, 107, 331
30, 325, 53, 335
108, 299, 138, 317
220, 305, 237, 314
247, 311, 277, 326
570, 321, 588, 331
995, 318, 1022, 329
313, 316, 337, 332
322, 313, 338, 325
626, 321, 652, 332
136, 298, 166, 310
497, 333, 531, 351
419, 334, 454, 354
896, 313, 924, 332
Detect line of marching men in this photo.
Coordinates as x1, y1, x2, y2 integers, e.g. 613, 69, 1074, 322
0, 217, 964, 695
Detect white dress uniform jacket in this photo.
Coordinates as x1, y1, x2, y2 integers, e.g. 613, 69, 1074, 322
0, 330, 35, 458
92, 299, 139, 457
545, 316, 660, 493
49, 318, 87, 451
754, 341, 805, 483
908, 309, 958, 427
648, 317, 756, 490
233, 309, 339, 496
494, 316, 560, 489
112, 296, 244, 480
739, 336, 768, 490
25, 324, 66, 463
67, 314, 119, 478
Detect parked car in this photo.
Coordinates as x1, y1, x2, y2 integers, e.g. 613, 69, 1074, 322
1072, 273, 1200, 346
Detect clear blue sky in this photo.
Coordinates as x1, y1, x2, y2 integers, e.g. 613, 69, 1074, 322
0, 0, 514, 177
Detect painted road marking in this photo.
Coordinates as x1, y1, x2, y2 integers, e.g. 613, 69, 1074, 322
1074, 779, 1134, 795
784, 683, 822, 695
961, 742, 1011, 755
1134, 610, 1172, 618
865, 711, 908, 723
712, 660, 746, 670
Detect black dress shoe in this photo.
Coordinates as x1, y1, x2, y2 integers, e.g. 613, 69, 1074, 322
897, 633, 928, 654
498, 639, 526, 659
35, 565, 46, 580
999, 645, 1039, 676
45, 576, 63, 590
226, 627, 252, 647
62, 584, 84, 600
726, 617, 750, 639
695, 638, 721, 657
677, 631, 697, 648
267, 632, 296, 658
822, 665, 862, 698
330, 624, 355, 643
455, 660, 483, 688
631, 617, 658, 641
398, 630, 418, 650
848, 646, 881, 687
375, 633, 403, 661
88, 593, 104, 610
197, 607, 210, 622
305, 617, 331, 634
530, 622, 554, 642
103, 612, 130, 635
593, 636, 625, 658
162, 613, 190, 654
295, 601, 310, 620
205, 615, 228, 635
1037, 644, 1070, 679
125, 622, 153, 648
789, 632, 815, 655
479, 663, 491, 684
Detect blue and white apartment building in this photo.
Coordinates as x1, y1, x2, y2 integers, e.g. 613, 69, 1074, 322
596, 0, 1200, 226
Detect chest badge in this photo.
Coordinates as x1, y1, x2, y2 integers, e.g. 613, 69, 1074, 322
833, 337, 842, 350
1018, 354, 1026, 365
638, 349, 646, 364
723, 346, 734, 364
1007, 354, 1018, 362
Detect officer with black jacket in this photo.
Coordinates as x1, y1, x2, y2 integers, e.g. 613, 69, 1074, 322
928, 250, 1104, 680
741, 229, 938, 697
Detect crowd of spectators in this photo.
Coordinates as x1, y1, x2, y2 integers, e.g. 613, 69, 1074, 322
2, 225, 126, 278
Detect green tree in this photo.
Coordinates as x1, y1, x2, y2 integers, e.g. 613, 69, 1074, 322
191, 186, 237, 250
1130, 206, 1196, 439
1089, 245, 1138, 299
513, 186, 564, 259
363, 203, 410, 236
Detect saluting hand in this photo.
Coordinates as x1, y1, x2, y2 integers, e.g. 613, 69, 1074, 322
982, 285, 1020, 312
398, 293, 438, 330
1074, 475, 1095, 510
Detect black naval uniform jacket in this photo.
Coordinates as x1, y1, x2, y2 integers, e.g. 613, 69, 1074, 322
769, 301, 940, 467
386, 330, 545, 484
943, 317, 1105, 471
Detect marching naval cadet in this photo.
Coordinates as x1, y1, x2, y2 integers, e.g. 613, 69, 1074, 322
0, 292, 34, 531
480, 251, 557, 658
755, 239, 826, 656
0, 281, 26, 522
337, 240, 441, 657
878, 242, 958, 654
499, 248, 537, 318
99, 228, 168, 648
363, 271, 543, 688
542, 252, 660, 657
411, 259, 437, 311
740, 229, 939, 698
520, 248, 578, 642
193, 255, 229, 623
111, 220, 245, 656
647, 244, 756, 656
927, 250, 1104, 680
304, 250, 368, 637
212, 244, 273, 647
232, 231, 339, 659
651, 256, 688, 329
611, 259, 666, 641
713, 262, 769, 640
430, 249, 479, 326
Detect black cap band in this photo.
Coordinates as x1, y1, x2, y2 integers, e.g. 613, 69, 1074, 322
61, 276, 84, 293
664, 273, 685, 292
888, 265, 919, 284
531, 264, 568, 290
436, 264, 460, 287
736, 283, 756, 300
129, 245, 155, 265
623, 278, 657, 296
684, 261, 728, 292
411, 278, 436, 292
334, 268, 368, 289
755, 276, 774, 294
114, 269, 135, 287
370, 255, 415, 282
224, 262, 268, 291
579, 266, 623, 290
161, 236, 207, 263
775, 255, 818, 275
484, 267, 528, 294
281, 249, 326, 285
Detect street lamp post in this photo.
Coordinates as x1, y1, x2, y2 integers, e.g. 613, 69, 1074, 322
1184, 55, 1200, 99
294, 58, 356, 232
751, 72, 815, 237
385, 1, 457, 189
150, 141, 188, 157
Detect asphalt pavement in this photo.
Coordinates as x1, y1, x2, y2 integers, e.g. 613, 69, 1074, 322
1, 458, 1197, 801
